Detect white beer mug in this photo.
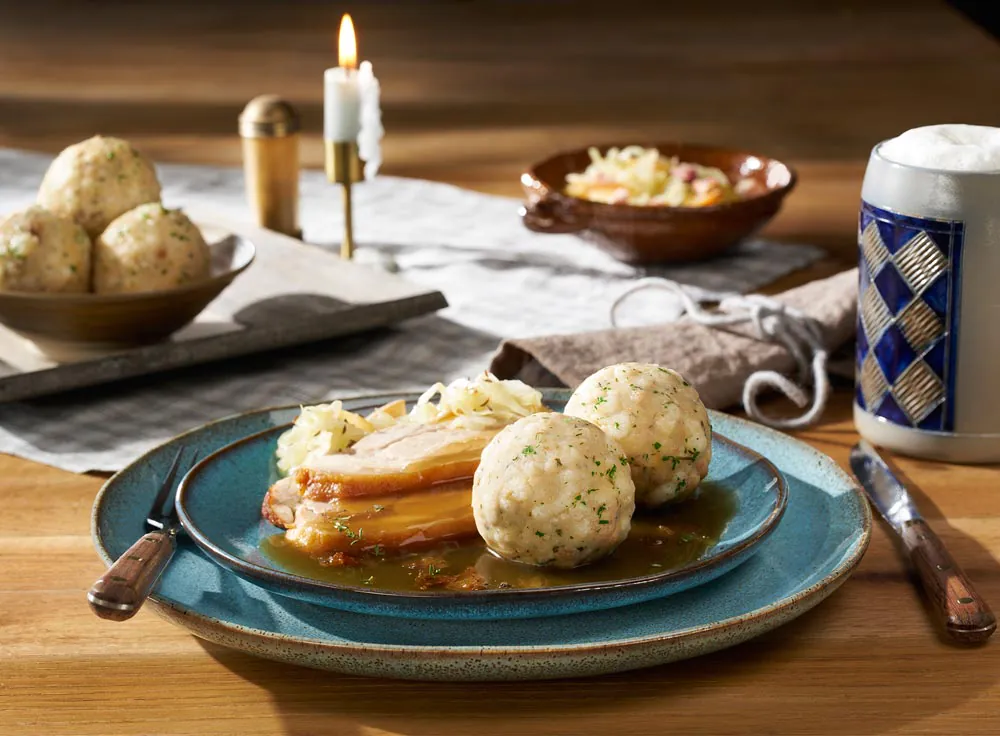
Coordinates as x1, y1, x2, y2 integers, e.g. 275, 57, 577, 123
855, 124, 1000, 462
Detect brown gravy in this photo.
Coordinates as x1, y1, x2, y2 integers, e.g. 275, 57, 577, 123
261, 482, 737, 592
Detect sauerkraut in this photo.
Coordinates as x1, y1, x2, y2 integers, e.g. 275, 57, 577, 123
565, 146, 749, 207
275, 401, 376, 473
409, 373, 546, 429
275, 373, 546, 472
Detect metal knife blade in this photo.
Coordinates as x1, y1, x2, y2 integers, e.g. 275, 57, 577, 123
849, 439, 921, 531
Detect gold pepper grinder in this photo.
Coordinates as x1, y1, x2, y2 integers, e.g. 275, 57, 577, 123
239, 95, 302, 239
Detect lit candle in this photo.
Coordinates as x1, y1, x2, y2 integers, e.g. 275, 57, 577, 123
324, 14, 361, 142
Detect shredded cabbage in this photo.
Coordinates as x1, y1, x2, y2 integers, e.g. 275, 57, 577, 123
408, 372, 546, 429
274, 373, 546, 472
564, 145, 738, 207
275, 400, 374, 473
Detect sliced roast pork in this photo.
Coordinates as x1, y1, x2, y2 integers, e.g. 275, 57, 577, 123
262, 420, 499, 557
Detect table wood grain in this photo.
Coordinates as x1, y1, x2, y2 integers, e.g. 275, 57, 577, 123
1, 1, 999, 734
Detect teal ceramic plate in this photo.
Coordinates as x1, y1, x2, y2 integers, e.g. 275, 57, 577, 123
92, 393, 871, 681
175, 394, 786, 620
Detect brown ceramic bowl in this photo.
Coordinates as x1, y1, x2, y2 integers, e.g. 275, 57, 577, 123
521, 143, 796, 264
0, 234, 254, 360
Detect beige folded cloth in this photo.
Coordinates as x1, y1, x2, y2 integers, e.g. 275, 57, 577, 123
490, 268, 858, 413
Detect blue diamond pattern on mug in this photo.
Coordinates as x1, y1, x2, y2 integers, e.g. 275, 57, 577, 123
872, 263, 913, 314
856, 201, 964, 431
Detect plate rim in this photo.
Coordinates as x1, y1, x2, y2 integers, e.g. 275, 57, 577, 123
174, 412, 788, 605
92, 393, 872, 655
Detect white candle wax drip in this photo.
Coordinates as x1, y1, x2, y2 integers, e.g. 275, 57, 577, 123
357, 60, 383, 179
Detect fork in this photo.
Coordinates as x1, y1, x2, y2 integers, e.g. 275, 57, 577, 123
88, 448, 196, 621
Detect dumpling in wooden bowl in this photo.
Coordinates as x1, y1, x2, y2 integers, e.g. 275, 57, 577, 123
37, 135, 162, 238
94, 204, 210, 294
0, 205, 91, 293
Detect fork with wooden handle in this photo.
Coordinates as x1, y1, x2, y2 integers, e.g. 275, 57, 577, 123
88, 449, 194, 621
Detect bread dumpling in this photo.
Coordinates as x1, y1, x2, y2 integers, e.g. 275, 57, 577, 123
565, 362, 712, 507
94, 203, 210, 294
0, 205, 91, 293
38, 135, 162, 238
472, 412, 635, 568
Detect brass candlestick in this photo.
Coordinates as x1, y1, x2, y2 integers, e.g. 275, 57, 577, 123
239, 95, 302, 238
325, 140, 363, 259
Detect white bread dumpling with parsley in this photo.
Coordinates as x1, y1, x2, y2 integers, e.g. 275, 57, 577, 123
38, 135, 163, 238
565, 362, 712, 507
94, 203, 210, 294
0, 206, 91, 293
472, 412, 635, 569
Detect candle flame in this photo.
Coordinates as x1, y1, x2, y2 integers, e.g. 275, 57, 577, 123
338, 14, 357, 69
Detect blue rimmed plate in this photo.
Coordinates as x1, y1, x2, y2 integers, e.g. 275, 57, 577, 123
91, 394, 871, 681
174, 393, 787, 620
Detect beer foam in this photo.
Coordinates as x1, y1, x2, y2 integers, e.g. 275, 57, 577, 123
878, 124, 1000, 172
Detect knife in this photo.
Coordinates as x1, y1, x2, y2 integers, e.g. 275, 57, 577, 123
850, 440, 995, 644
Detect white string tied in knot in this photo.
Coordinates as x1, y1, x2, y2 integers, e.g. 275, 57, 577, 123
610, 278, 831, 430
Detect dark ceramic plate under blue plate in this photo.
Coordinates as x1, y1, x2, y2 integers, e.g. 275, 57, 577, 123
174, 391, 787, 620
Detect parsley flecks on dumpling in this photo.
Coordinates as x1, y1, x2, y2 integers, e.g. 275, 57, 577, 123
472, 413, 635, 569
565, 363, 711, 507
94, 204, 209, 294
38, 135, 162, 238
0, 205, 91, 293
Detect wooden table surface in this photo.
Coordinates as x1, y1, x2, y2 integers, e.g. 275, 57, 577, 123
2, 1, 999, 734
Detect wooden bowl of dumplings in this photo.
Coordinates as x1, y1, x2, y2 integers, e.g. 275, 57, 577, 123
0, 136, 254, 359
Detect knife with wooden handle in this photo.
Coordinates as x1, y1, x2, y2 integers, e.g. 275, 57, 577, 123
850, 440, 995, 645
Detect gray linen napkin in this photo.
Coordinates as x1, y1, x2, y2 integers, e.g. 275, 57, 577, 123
490, 268, 859, 410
